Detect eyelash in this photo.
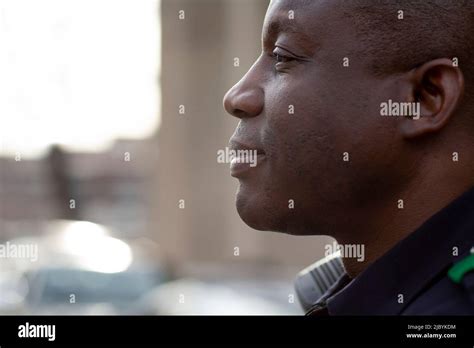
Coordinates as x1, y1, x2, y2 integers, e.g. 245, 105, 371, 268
273, 52, 295, 64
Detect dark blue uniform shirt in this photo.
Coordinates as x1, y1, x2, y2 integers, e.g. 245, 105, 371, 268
307, 187, 474, 315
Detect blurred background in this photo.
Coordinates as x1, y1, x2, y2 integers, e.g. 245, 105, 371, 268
0, 0, 333, 315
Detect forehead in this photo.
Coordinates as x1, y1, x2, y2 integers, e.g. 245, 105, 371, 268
263, 0, 336, 42
263, 0, 356, 54
264, 1, 314, 31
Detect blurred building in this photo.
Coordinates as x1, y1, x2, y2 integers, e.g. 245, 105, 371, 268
0, 139, 156, 241
0, 155, 58, 226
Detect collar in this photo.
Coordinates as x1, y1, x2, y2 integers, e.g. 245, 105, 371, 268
326, 187, 474, 315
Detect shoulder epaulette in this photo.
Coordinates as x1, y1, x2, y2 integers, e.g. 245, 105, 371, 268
448, 247, 474, 284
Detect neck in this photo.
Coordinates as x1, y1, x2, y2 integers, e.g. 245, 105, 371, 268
337, 167, 473, 278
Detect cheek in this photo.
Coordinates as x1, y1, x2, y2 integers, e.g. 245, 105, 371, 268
263, 81, 337, 180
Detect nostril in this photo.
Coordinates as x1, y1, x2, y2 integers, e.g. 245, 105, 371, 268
223, 92, 248, 119
233, 109, 247, 119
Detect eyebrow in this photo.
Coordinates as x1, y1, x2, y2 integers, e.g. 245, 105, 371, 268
263, 18, 317, 54
264, 18, 300, 39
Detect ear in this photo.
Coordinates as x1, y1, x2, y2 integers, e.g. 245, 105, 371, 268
399, 58, 465, 139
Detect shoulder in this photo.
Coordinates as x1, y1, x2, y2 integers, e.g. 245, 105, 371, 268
403, 250, 474, 315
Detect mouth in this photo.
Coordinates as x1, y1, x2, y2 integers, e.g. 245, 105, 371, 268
229, 140, 266, 178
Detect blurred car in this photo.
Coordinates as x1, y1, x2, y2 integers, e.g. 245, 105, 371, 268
24, 266, 163, 315
136, 278, 303, 315
0, 219, 167, 315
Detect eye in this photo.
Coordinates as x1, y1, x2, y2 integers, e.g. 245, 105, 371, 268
273, 50, 295, 64
271, 47, 299, 73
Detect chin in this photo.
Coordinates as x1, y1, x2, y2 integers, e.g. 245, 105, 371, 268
236, 196, 266, 231
235, 185, 288, 233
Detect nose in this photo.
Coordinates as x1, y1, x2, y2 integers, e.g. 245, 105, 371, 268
223, 73, 264, 119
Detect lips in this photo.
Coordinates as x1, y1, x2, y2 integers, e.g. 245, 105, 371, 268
229, 139, 266, 178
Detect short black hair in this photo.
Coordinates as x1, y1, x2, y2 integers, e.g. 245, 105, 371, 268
345, 0, 474, 85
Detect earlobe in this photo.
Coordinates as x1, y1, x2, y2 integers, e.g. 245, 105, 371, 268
399, 58, 465, 139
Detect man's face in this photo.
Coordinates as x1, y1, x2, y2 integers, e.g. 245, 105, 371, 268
223, 0, 405, 236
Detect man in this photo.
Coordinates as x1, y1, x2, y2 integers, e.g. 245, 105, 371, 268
223, 0, 474, 315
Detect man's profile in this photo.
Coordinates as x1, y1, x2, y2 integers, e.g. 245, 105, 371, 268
223, 0, 474, 315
